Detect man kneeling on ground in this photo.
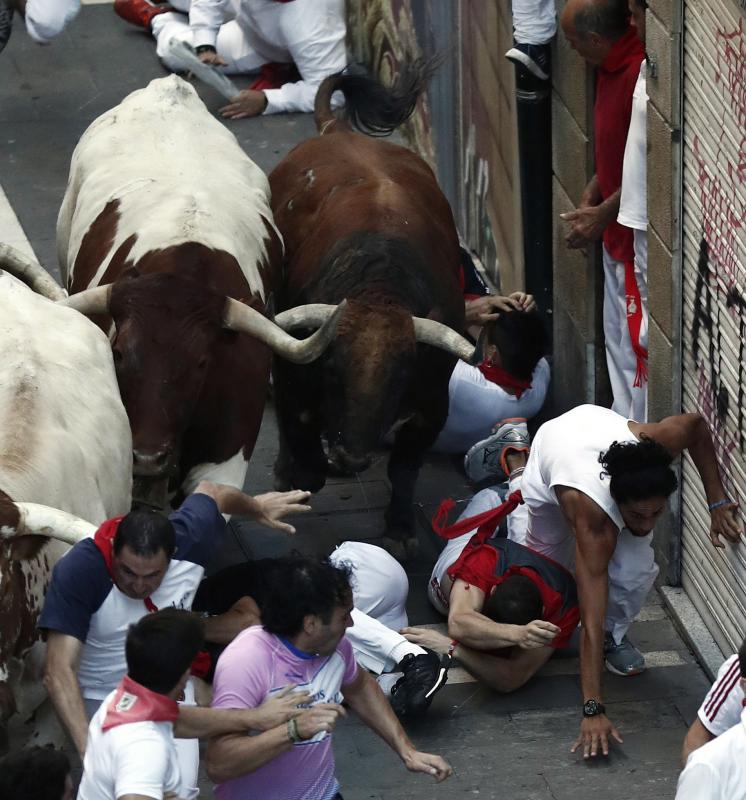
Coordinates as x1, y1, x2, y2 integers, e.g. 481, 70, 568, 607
206, 555, 452, 799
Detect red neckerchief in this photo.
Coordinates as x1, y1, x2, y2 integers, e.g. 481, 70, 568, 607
477, 361, 532, 399
92, 517, 211, 678
101, 675, 179, 732
432, 490, 524, 543
250, 62, 301, 91
624, 258, 648, 387
595, 25, 644, 262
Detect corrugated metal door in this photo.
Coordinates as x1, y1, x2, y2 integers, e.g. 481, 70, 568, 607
680, 0, 746, 655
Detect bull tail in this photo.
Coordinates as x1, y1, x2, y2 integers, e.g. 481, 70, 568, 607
314, 57, 440, 137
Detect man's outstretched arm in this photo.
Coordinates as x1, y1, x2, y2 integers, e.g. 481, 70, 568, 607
557, 486, 620, 759
193, 481, 311, 534
639, 412, 741, 546
342, 669, 452, 782
43, 632, 89, 758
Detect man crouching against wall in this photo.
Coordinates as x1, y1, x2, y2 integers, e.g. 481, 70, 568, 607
206, 555, 452, 799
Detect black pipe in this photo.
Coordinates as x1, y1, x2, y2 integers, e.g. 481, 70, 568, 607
513, 63, 553, 337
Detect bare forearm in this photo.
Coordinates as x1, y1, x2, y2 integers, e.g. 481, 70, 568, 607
195, 481, 261, 517
686, 415, 727, 503
175, 706, 257, 739
44, 668, 89, 756
448, 613, 518, 650
453, 645, 524, 692
206, 726, 292, 782
346, 673, 413, 760
579, 624, 604, 702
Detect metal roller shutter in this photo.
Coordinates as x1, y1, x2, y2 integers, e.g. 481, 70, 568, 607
680, 0, 746, 655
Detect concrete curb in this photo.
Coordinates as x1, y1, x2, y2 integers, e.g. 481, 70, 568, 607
660, 585, 725, 681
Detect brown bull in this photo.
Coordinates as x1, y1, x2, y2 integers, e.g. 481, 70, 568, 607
270, 62, 475, 557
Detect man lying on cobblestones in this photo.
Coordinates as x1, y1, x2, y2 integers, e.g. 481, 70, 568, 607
681, 636, 745, 765
462, 406, 740, 759
403, 447, 579, 693
206, 555, 452, 800
676, 637, 746, 799
193, 541, 451, 718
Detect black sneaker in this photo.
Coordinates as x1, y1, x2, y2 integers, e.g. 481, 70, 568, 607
0, 0, 14, 54
389, 649, 449, 717
505, 42, 550, 81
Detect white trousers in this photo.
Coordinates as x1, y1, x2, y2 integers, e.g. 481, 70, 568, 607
23, 0, 80, 43
329, 541, 425, 674
511, 0, 557, 45
84, 680, 199, 794
603, 241, 648, 423
514, 495, 659, 644
152, 6, 268, 75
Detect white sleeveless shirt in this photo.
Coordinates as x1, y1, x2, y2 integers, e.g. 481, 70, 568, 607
521, 404, 637, 533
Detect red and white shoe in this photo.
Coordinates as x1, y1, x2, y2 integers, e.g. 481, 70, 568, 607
464, 417, 530, 484
114, 0, 173, 30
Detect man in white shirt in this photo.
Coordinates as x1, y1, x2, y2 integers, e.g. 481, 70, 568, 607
676, 644, 746, 800
682, 646, 744, 764
78, 608, 310, 800
113, 0, 346, 117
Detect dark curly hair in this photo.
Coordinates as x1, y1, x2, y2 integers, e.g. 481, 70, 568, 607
0, 746, 70, 800
599, 437, 678, 504
261, 555, 353, 638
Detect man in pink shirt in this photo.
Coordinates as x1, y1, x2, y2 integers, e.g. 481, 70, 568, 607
206, 555, 452, 799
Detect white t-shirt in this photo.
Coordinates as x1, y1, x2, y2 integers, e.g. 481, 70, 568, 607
520, 404, 636, 530
676, 708, 746, 800
698, 654, 744, 736
429, 487, 504, 614
618, 61, 648, 231
77, 690, 185, 800
433, 358, 551, 454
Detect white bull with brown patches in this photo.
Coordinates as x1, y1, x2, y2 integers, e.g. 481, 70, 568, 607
52, 75, 342, 507
0, 269, 132, 721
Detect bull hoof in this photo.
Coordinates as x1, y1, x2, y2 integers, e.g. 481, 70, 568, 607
380, 536, 407, 563
274, 473, 292, 492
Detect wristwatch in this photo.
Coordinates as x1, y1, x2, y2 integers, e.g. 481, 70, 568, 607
582, 699, 606, 717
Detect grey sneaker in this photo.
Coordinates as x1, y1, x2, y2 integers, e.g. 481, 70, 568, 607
0, 0, 14, 54
464, 418, 530, 484
604, 634, 646, 676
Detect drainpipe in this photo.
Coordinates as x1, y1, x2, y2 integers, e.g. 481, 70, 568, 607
513, 64, 553, 336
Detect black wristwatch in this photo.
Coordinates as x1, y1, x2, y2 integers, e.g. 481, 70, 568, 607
582, 699, 606, 717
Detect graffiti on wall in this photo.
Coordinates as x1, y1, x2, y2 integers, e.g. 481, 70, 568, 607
689, 13, 746, 477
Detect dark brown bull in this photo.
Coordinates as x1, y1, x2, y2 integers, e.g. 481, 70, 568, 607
269, 62, 476, 557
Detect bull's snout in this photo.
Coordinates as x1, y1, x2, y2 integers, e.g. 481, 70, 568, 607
328, 445, 372, 476
132, 447, 175, 477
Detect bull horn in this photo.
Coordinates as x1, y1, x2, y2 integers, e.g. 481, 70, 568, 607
411, 317, 477, 363
59, 284, 113, 316
275, 303, 477, 363
0, 243, 67, 301
223, 298, 347, 364
3, 503, 97, 544
274, 303, 341, 331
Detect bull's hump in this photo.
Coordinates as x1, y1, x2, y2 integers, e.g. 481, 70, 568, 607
64, 76, 275, 300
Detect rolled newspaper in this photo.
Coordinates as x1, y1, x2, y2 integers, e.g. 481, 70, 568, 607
166, 39, 241, 101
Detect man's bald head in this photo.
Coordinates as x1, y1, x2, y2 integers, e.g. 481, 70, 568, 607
561, 0, 631, 65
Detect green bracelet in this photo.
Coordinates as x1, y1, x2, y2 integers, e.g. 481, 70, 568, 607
708, 498, 731, 511
286, 717, 302, 743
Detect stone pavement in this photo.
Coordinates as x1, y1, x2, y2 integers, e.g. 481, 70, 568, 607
0, 5, 715, 798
